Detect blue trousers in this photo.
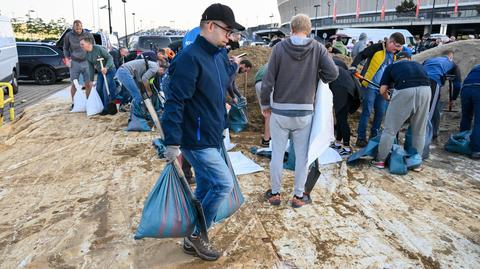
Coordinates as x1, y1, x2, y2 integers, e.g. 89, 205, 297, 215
181, 147, 233, 232
357, 87, 388, 141
96, 68, 117, 107
460, 86, 480, 152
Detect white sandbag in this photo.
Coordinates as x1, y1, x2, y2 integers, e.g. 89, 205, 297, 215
307, 80, 335, 165
70, 79, 87, 112
223, 128, 236, 151
86, 87, 104, 116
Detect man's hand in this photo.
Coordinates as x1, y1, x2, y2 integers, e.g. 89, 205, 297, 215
101, 67, 107, 75
379, 86, 391, 101
165, 145, 180, 163
262, 108, 271, 118
65, 58, 71, 68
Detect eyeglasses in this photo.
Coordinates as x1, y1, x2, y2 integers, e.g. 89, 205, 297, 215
389, 40, 403, 50
211, 21, 233, 37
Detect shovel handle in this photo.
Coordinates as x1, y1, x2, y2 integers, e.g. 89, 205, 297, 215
354, 72, 381, 89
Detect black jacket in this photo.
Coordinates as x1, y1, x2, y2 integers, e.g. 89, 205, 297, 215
329, 57, 361, 113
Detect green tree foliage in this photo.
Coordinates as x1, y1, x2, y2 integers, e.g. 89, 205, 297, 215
12, 17, 67, 40
396, 0, 417, 13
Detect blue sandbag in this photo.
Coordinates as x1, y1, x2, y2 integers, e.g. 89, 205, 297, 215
126, 113, 151, 132
347, 135, 382, 164
444, 130, 472, 155
135, 163, 199, 239
229, 97, 248, 133
214, 143, 245, 223
389, 145, 408, 175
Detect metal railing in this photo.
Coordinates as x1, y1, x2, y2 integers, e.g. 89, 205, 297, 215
0, 83, 15, 127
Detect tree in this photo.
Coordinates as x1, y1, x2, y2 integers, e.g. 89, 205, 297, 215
396, 0, 416, 13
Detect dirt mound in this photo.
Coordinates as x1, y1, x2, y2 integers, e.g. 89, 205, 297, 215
413, 39, 480, 79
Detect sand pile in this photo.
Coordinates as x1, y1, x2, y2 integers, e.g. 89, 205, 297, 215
413, 39, 480, 79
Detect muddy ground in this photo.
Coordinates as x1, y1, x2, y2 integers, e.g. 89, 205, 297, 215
1, 42, 480, 268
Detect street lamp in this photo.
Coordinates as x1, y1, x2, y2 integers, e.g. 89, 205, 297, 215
313, 4, 320, 37
122, 0, 128, 47
269, 14, 274, 28
100, 2, 112, 34
294, 6, 298, 15
132, 12, 136, 36
327, 1, 331, 17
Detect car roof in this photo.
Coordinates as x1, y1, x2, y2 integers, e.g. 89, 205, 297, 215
17, 42, 56, 47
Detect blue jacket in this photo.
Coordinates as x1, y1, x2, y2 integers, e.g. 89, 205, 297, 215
463, 64, 480, 86
423, 56, 461, 91
162, 35, 237, 149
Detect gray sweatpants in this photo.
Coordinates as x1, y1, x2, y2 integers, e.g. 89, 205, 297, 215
270, 113, 313, 197
377, 86, 432, 161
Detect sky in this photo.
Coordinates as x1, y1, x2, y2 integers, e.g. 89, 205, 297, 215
1, 0, 281, 36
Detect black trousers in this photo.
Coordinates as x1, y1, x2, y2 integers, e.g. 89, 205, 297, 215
335, 96, 353, 146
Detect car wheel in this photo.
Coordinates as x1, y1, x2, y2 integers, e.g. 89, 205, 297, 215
34, 66, 57, 85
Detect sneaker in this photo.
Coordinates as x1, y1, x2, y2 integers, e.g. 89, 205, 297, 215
301, 193, 312, 204
184, 235, 221, 261
183, 238, 196, 256
356, 139, 368, 148
338, 147, 352, 157
264, 189, 281, 206
330, 142, 342, 150
261, 137, 271, 147
370, 160, 385, 169
290, 195, 305, 208
70, 104, 74, 110
412, 166, 423, 172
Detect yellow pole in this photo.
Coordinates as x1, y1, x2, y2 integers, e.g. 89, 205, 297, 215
0, 82, 14, 127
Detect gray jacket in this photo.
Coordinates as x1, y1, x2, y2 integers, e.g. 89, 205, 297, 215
351, 33, 368, 59
260, 37, 339, 112
63, 30, 94, 61
121, 59, 159, 83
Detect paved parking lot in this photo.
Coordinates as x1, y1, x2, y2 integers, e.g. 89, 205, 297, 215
2, 80, 70, 123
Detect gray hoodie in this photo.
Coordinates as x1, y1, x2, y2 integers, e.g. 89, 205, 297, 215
351, 33, 368, 59
120, 59, 159, 83
260, 37, 338, 113
63, 29, 94, 61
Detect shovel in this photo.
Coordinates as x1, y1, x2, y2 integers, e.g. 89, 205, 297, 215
97, 57, 118, 115
353, 72, 381, 89
137, 81, 163, 134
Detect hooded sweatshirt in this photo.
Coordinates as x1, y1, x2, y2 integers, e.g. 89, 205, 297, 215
63, 29, 94, 62
351, 33, 367, 59
260, 36, 338, 115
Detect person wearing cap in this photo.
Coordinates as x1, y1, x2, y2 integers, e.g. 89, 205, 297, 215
260, 14, 338, 208
161, 3, 244, 261
371, 52, 431, 170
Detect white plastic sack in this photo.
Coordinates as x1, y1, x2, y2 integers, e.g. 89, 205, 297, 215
223, 128, 236, 151
307, 80, 335, 165
86, 87, 104, 116
70, 79, 87, 112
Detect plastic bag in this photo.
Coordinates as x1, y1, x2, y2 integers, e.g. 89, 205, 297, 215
126, 113, 151, 132
444, 130, 472, 155
389, 145, 408, 175
86, 87, 104, 116
135, 163, 199, 239
347, 134, 382, 164
70, 90, 87, 113
229, 97, 248, 133
214, 143, 245, 223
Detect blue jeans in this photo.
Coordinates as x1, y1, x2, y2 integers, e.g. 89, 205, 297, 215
181, 147, 234, 231
115, 67, 143, 106
357, 87, 388, 141
460, 86, 480, 152
96, 68, 117, 107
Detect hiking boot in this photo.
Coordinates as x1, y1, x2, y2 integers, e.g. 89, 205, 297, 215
370, 160, 385, 169
185, 235, 221, 261
264, 189, 281, 206
356, 139, 368, 148
183, 238, 196, 256
261, 137, 271, 147
301, 193, 312, 204
338, 147, 352, 157
290, 195, 305, 208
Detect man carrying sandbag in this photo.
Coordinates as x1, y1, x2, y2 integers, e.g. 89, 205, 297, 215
161, 3, 244, 261
260, 14, 338, 208
80, 36, 117, 113
371, 52, 431, 170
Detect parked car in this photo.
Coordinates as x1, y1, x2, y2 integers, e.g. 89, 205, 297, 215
0, 15, 19, 94
16, 42, 69, 85
129, 35, 177, 53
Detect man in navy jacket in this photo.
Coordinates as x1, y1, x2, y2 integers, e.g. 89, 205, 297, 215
460, 64, 480, 159
161, 3, 244, 261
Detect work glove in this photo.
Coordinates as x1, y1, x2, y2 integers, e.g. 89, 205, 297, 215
165, 145, 180, 163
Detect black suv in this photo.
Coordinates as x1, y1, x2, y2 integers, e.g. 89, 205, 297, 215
16, 42, 70, 85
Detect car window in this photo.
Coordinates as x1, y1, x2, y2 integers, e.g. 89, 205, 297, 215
17, 45, 32, 56
138, 37, 170, 51
32, 46, 57, 56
